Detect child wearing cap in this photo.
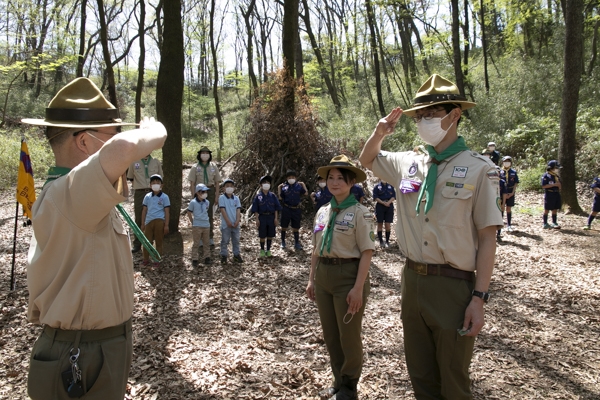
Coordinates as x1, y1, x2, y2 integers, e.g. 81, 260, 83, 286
372, 179, 396, 247
187, 183, 211, 266
541, 160, 562, 229
219, 179, 243, 263
488, 142, 500, 165
583, 176, 600, 230
251, 175, 282, 257
141, 174, 170, 266
311, 176, 332, 212
278, 170, 308, 250
500, 155, 519, 231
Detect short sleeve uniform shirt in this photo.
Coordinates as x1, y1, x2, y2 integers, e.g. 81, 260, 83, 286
187, 162, 221, 187
127, 157, 163, 189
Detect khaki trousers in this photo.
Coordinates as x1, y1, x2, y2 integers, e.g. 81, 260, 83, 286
27, 320, 133, 400
401, 265, 475, 400
143, 219, 164, 261
192, 226, 210, 260
314, 259, 370, 389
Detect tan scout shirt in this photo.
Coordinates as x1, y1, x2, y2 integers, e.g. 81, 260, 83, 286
187, 162, 221, 187
312, 203, 376, 258
372, 149, 503, 271
27, 154, 134, 330
127, 156, 163, 189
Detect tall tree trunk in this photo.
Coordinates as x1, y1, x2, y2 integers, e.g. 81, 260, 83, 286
210, 0, 224, 160
588, 18, 599, 75
135, 0, 146, 123
76, 0, 87, 77
559, 0, 584, 214
97, 0, 118, 106
462, 0, 469, 76
282, 0, 299, 112
365, 0, 385, 117
374, 12, 392, 95
480, 0, 489, 93
240, 0, 258, 100
450, 0, 465, 95
301, 0, 341, 114
156, 0, 184, 232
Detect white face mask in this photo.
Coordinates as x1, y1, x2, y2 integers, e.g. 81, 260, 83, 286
151, 184, 161, 191
489, 146, 495, 151
553, 168, 560, 174
262, 183, 271, 191
200, 153, 210, 162
416, 112, 453, 146
503, 162, 511, 168
287, 179, 296, 185
225, 187, 234, 194
318, 182, 326, 188
200, 193, 208, 199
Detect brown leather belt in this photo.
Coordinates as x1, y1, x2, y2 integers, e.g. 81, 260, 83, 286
406, 259, 474, 281
284, 204, 301, 209
43, 319, 132, 342
319, 257, 360, 265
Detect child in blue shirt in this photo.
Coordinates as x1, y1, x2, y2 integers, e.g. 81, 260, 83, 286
541, 160, 562, 229
278, 170, 308, 250
373, 180, 396, 248
187, 183, 211, 266
583, 177, 600, 230
141, 174, 170, 266
251, 175, 282, 257
219, 179, 243, 263
311, 176, 332, 212
500, 156, 519, 231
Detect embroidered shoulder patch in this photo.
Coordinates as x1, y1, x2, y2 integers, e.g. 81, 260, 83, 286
369, 231, 376, 241
496, 197, 502, 211
487, 170, 500, 180
363, 213, 374, 221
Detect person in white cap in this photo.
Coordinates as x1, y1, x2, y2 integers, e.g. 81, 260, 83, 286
487, 141, 500, 165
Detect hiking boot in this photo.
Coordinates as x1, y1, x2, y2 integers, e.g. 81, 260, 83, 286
192, 260, 198, 267
506, 225, 514, 232
266, 250, 273, 257
543, 223, 552, 229
583, 225, 591, 230
319, 387, 338, 399
384, 241, 390, 248
220, 255, 228, 264
259, 250, 266, 257
551, 223, 561, 229
233, 254, 243, 263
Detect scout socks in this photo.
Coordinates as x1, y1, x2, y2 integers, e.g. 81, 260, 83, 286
589, 215, 595, 226
507, 212, 512, 226
377, 231, 383, 242
552, 214, 558, 224
293, 231, 299, 244
543, 214, 548, 224
260, 241, 265, 250
385, 231, 391, 242
267, 239, 272, 251
281, 231, 286, 246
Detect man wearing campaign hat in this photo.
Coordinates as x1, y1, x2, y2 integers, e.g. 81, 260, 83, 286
22, 77, 167, 399
360, 74, 502, 399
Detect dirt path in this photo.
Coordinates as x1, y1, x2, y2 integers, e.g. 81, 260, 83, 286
1, 187, 599, 399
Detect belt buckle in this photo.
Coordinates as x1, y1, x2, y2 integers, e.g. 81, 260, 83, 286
414, 262, 428, 275
332, 258, 340, 265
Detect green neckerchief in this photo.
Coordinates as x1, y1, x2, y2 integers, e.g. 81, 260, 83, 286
141, 156, 152, 181
319, 194, 358, 256
415, 136, 469, 215
199, 162, 209, 184
44, 166, 161, 261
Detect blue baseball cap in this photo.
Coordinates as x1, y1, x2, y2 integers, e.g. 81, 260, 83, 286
195, 183, 209, 192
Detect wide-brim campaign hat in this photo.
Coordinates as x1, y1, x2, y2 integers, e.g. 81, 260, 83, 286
198, 146, 212, 154
317, 155, 366, 182
402, 74, 476, 117
21, 77, 135, 128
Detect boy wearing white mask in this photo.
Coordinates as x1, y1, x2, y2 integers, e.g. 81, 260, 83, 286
278, 169, 308, 250
187, 183, 211, 266
141, 174, 170, 266
500, 155, 519, 231
359, 74, 502, 400
219, 179, 243, 263
251, 175, 282, 257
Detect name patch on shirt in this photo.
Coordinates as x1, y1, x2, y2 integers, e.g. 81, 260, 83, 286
452, 166, 468, 178
335, 221, 350, 231
343, 212, 355, 221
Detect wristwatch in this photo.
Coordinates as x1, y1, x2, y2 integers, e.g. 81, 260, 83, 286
472, 290, 490, 303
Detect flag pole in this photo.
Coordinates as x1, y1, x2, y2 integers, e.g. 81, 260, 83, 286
10, 201, 19, 291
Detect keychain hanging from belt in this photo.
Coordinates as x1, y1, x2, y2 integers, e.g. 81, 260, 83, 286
61, 332, 84, 397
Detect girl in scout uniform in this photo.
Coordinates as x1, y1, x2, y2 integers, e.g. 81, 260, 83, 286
583, 176, 600, 230
306, 155, 376, 400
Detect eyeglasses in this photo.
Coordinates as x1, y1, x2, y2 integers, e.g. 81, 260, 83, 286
411, 108, 445, 123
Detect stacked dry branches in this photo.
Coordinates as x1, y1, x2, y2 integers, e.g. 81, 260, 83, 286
232, 69, 337, 206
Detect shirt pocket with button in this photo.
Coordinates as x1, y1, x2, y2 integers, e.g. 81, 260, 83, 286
438, 186, 473, 228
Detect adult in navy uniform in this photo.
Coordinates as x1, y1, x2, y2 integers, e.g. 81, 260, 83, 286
278, 170, 308, 250
360, 74, 502, 400
250, 175, 282, 257
541, 160, 562, 229
372, 180, 396, 248
312, 176, 333, 211
500, 155, 519, 231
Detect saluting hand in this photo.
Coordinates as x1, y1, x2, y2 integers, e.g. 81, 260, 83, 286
375, 107, 403, 137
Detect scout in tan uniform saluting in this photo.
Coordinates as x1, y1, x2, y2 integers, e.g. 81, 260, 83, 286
360, 74, 502, 400
306, 155, 376, 400
22, 77, 167, 399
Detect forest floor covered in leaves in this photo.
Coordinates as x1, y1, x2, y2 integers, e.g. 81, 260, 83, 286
1, 182, 600, 399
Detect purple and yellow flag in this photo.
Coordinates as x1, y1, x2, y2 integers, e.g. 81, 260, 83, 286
17, 139, 36, 218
